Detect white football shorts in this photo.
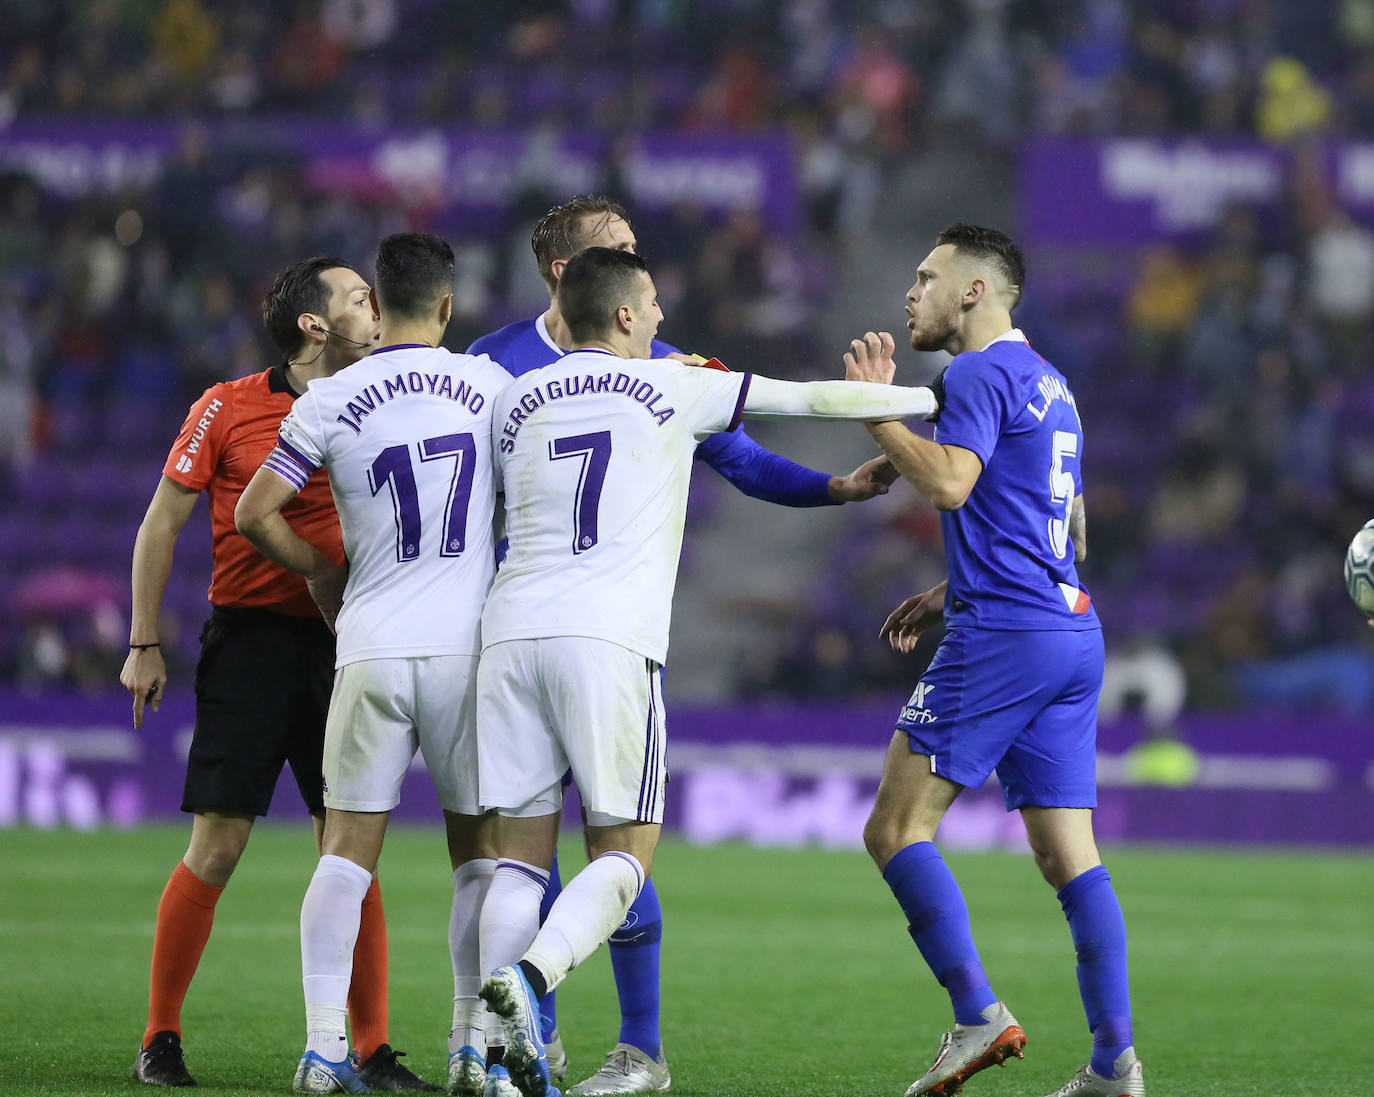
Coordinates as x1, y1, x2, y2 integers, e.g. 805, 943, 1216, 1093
322, 655, 480, 814
476, 637, 666, 825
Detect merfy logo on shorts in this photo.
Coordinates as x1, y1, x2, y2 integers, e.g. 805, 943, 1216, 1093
901, 680, 938, 724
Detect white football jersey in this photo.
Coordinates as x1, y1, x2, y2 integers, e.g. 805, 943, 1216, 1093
482, 350, 751, 664
266, 345, 513, 667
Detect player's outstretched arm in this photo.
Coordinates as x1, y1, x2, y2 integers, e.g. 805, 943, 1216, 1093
844, 332, 980, 511
235, 467, 347, 629
120, 476, 200, 729
741, 374, 938, 422
880, 580, 948, 653
693, 427, 842, 507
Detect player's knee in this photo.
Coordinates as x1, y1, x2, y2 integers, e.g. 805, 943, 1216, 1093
186, 838, 246, 884
1028, 843, 1074, 889
863, 809, 901, 868
1026, 829, 1099, 889
445, 812, 496, 867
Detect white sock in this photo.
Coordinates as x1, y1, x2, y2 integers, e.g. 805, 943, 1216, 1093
450, 857, 496, 1054
479, 860, 550, 976
301, 853, 373, 1049
523, 852, 644, 994
484, 1008, 506, 1055
305, 1028, 349, 1059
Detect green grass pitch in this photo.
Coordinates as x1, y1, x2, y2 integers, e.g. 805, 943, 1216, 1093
1, 825, 1368, 1095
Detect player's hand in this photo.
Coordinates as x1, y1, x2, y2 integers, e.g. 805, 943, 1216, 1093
844, 331, 897, 385
307, 561, 349, 634
665, 351, 731, 372
120, 647, 167, 730
879, 581, 948, 653
828, 455, 900, 502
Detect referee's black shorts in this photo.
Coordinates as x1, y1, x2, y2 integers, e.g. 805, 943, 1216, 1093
182, 605, 335, 818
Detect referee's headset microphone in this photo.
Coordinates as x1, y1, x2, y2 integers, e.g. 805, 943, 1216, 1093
310, 323, 372, 348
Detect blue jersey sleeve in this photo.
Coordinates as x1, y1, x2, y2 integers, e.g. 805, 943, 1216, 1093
694, 428, 835, 507
933, 353, 1018, 466
652, 336, 832, 505
466, 333, 497, 357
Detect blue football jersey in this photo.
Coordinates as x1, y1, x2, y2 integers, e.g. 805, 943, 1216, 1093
467, 313, 682, 379
934, 331, 1098, 631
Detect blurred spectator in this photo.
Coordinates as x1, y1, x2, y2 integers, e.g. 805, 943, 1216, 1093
1257, 57, 1332, 142
1125, 245, 1201, 361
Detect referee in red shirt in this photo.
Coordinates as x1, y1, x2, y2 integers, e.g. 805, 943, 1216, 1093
121, 257, 436, 1091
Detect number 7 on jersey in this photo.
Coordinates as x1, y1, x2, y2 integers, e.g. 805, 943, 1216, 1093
549, 430, 612, 554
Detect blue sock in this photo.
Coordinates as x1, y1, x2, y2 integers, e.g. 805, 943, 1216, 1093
882, 842, 996, 1025
537, 853, 562, 1041
1058, 865, 1133, 1078
609, 878, 663, 1059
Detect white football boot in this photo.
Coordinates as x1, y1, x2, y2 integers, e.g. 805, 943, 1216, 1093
567, 1044, 670, 1096
1042, 1047, 1145, 1097
482, 1064, 521, 1097
479, 966, 553, 1097
448, 1045, 486, 1097
904, 1002, 1026, 1097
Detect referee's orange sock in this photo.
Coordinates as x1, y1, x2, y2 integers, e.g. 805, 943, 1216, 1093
349, 877, 389, 1062
142, 861, 224, 1048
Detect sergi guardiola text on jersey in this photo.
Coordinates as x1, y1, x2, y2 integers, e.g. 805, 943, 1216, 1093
499, 371, 675, 453
334, 370, 488, 435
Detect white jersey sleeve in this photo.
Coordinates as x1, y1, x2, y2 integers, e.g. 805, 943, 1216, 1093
664, 364, 753, 439
742, 376, 937, 421
267, 392, 328, 489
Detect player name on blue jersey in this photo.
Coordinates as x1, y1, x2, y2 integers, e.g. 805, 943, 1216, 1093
498, 368, 676, 453
1026, 370, 1080, 423
333, 368, 490, 435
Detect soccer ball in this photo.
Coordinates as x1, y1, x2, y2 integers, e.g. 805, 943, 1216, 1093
1343, 520, 1374, 616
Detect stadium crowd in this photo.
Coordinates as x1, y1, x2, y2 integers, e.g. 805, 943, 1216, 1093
8, 1, 1374, 144
4, 0, 1374, 711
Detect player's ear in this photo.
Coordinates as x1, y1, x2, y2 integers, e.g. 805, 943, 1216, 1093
367, 287, 380, 320
550, 258, 568, 283
965, 277, 987, 308
439, 292, 454, 327
616, 302, 634, 333
298, 313, 324, 343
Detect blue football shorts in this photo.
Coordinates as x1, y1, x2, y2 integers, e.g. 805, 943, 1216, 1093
893, 626, 1105, 811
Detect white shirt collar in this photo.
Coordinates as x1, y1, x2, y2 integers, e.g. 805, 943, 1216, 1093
536, 310, 565, 356
977, 328, 1027, 352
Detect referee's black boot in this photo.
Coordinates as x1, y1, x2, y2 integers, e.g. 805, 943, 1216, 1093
357, 1044, 442, 1092
133, 1031, 197, 1087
